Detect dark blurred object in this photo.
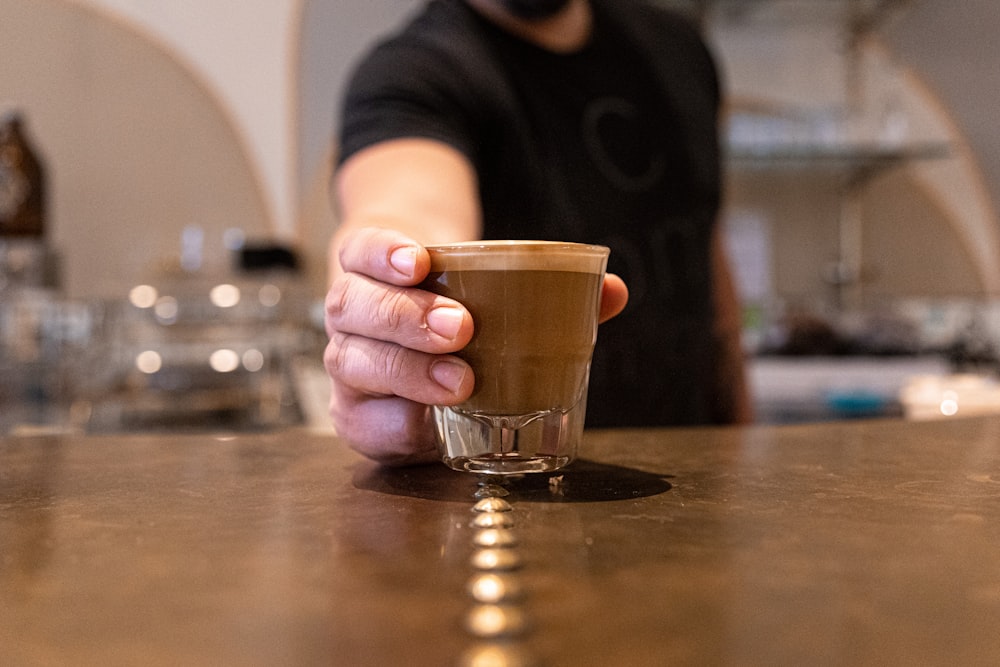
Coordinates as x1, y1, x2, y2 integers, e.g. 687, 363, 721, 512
777, 313, 846, 356
766, 309, 924, 357
0, 109, 45, 238
0, 109, 58, 293
238, 243, 299, 273
0, 241, 59, 291
946, 317, 999, 372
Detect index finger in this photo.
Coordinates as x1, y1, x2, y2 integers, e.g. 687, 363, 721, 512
337, 227, 432, 286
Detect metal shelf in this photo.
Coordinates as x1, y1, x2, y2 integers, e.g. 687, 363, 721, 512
726, 141, 950, 180
726, 139, 950, 310
672, 0, 934, 310
661, 0, 912, 31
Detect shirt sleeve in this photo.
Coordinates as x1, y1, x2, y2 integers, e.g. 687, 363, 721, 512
336, 34, 484, 167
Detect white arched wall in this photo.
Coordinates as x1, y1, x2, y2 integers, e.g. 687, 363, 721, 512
901, 64, 1000, 293
4, 0, 422, 295
70, 0, 298, 243
0, 0, 272, 297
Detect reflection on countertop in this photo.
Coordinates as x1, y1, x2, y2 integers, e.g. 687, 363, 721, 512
4, 418, 1000, 665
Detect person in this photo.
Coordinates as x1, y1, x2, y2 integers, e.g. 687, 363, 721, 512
324, 0, 752, 466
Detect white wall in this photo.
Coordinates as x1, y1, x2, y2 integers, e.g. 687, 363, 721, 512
73, 0, 299, 241
1, 0, 275, 296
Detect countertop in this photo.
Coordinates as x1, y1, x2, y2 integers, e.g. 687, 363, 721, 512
3, 416, 1000, 666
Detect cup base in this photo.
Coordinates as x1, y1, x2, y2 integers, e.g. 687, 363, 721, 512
434, 401, 585, 475
443, 453, 571, 475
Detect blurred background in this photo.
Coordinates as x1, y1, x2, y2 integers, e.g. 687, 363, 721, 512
3, 0, 1000, 433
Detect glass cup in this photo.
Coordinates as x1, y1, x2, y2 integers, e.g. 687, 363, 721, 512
421, 241, 609, 475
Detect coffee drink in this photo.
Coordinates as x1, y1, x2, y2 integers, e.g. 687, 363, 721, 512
422, 241, 607, 424
423, 241, 608, 473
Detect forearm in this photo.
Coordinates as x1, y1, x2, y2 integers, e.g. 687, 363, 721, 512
328, 138, 483, 284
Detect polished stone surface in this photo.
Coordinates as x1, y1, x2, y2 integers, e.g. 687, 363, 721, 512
3, 417, 1000, 666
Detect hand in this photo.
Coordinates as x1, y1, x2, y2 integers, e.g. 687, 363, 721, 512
324, 227, 476, 465
324, 227, 629, 466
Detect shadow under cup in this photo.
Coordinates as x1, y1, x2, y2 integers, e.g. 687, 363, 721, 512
422, 241, 609, 475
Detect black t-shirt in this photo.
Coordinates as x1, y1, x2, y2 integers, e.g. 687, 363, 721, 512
338, 0, 728, 426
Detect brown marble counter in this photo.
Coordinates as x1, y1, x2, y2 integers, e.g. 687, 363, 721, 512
3, 416, 1000, 666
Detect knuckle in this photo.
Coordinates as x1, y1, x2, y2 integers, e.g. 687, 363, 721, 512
330, 399, 436, 467
374, 340, 408, 381
323, 332, 352, 381
326, 274, 433, 348
324, 331, 409, 393
327, 393, 359, 440
325, 275, 352, 319
373, 288, 412, 335
337, 229, 369, 273
339, 227, 395, 277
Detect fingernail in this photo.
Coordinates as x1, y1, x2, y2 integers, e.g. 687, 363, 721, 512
426, 305, 464, 340
431, 359, 469, 394
389, 246, 417, 277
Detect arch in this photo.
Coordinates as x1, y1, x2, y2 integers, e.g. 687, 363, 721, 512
0, 0, 271, 297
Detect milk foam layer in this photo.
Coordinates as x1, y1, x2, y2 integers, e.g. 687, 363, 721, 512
425, 241, 608, 274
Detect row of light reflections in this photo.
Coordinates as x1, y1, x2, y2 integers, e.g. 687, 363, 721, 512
127, 282, 283, 376
129, 282, 283, 319
459, 482, 539, 667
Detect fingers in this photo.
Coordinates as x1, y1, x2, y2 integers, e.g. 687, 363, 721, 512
326, 273, 473, 352
329, 391, 440, 466
328, 227, 474, 352
325, 332, 473, 406
599, 273, 629, 323
337, 227, 431, 286
325, 333, 474, 464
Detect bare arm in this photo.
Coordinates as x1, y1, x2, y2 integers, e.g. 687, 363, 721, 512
328, 138, 484, 282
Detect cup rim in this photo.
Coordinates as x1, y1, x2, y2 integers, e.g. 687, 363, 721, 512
423, 240, 609, 271
424, 240, 609, 254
